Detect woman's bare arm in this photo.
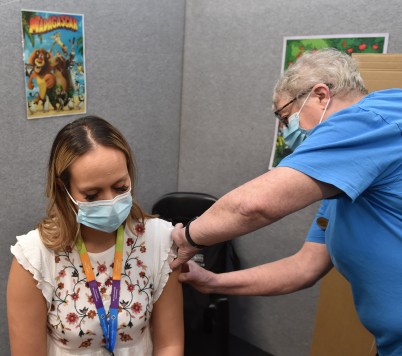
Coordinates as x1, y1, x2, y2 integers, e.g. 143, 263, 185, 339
7, 257, 48, 356
151, 268, 184, 356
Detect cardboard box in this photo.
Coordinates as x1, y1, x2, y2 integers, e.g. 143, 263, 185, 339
310, 269, 377, 356
353, 53, 402, 92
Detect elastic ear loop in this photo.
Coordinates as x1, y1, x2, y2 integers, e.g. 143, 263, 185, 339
64, 185, 78, 205
64, 186, 79, 217
297, 90, 313, 115
319, 97, 331, 124
297, 90, 313, 130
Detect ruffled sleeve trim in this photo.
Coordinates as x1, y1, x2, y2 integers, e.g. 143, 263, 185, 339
143, 219, 176, 303
153, 237, 176, 303
10, 229, 55, 310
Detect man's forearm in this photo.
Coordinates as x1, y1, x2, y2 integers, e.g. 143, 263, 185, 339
210, 259, 311, 296
204, 243, 333, 296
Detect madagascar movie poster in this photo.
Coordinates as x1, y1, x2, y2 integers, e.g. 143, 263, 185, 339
22, 10, 86, 119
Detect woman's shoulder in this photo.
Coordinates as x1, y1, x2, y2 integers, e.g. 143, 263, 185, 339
13, 228, 51, 253
144, 217, 174, 231
134, 219, 176, 302
126, 218, 174, 251
11, 228, 55, 262
144, 218, 174, 241
11, 229, 56, 306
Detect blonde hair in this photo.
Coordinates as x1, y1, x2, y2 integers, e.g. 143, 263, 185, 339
38, 115, 153, 251
273, 48, 368, 108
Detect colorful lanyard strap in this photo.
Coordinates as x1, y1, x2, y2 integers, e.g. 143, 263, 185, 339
76, 225, 124, 355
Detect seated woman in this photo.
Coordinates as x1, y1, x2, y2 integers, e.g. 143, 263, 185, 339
7, 115, 184, 356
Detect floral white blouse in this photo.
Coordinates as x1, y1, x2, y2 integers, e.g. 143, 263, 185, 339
11, 218, 175, 356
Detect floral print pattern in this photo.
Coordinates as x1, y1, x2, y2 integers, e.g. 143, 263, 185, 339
48, 223, 156, 350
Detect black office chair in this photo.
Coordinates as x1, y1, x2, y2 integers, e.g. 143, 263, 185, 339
152, 192, 238, 356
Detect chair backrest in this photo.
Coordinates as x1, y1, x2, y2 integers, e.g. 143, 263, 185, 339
152, 191, 237, 274
151, 192, 218, 226
152, 192, 231, 356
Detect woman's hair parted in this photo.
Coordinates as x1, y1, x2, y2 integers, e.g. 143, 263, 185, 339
37, 115, 153, 251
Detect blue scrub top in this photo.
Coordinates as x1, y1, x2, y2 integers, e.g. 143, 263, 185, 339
279, 89, 402, 355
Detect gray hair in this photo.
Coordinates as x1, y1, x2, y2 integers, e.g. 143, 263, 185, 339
273, 48, 368, 107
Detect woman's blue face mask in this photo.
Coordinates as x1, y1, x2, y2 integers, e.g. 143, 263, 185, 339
65, 187, 133, 233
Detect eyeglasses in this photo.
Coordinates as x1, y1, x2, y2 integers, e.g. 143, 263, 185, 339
274, 83, 333, 127
274, 97, 298, 127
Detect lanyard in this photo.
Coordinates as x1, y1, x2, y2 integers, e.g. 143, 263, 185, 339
76, 225, 124, 355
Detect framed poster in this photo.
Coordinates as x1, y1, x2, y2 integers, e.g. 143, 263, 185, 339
22, 10, 86, 119
268, 33, 389, 169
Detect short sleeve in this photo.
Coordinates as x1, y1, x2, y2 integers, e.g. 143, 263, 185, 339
142, 218, 175, 303
10, 229, 56, 309
278, 92, 402, 201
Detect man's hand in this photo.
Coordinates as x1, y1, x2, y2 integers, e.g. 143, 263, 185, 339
170, 223, 199, 270
179, 260, 215, 294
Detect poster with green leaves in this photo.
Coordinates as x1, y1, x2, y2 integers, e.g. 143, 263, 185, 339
269, 33, 388, 169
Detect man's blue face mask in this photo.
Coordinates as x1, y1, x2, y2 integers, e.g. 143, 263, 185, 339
282, 90, 331, 151
282, 111, 311, 151
282, 91, 312, 151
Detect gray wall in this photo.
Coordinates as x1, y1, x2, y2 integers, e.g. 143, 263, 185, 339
0, 0, 185, 354
179, 0, 402, 355
2, 0, 402, 355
